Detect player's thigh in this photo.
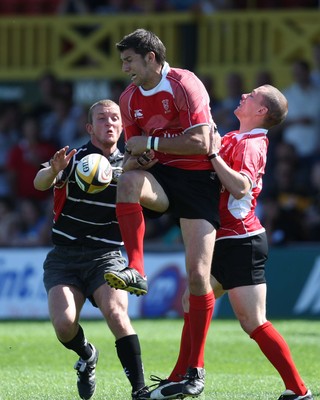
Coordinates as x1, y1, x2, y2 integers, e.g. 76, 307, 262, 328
48, 284, 85, 326
117, 169, 169, 212
139, 171, 169, 212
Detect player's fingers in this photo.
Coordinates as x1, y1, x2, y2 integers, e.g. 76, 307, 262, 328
137, 152, 152, 166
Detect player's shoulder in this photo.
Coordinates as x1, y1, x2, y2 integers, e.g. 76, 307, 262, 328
74, 142, 94, 161
167, 66, 198, 83
119, 83, 138, 102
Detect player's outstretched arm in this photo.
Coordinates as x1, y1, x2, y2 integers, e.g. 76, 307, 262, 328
34, 146, 77, 191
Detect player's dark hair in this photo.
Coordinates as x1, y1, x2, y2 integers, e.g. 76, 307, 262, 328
116, 29, 166, 65
261, 84, 288, 128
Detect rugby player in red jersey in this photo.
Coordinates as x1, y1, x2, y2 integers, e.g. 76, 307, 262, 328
104, 29, 221, 398
146, 85, 313, 400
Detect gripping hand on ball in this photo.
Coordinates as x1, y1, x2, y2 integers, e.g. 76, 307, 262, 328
123, 150, 158, 172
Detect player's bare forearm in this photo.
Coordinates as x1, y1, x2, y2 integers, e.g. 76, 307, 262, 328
125, 125, 210, 156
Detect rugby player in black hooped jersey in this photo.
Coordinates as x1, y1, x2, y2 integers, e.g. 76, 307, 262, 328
34, 99, 157, 400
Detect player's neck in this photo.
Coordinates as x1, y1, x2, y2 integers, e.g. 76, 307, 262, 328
238, 123, 262, 134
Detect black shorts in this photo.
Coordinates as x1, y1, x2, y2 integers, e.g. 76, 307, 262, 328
143, 163, 221, 229
43, 246, 126, 307
211, 232, 268, 290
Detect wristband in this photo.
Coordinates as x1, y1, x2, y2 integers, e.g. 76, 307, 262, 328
154, 137, 159, 151
208, 152, 219, 160
146, 136, 152, 150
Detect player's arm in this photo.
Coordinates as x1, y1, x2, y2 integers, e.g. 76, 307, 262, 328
210, 155, 251, 199
122, 150, 158, 172
208, 126, 251, 199
34, 146, 76, 191
125, 124, 210, 156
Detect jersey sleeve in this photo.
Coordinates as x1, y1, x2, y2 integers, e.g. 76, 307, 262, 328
173, 72, 213, 130
119, 86, 142, 141
231, 138, 267, 183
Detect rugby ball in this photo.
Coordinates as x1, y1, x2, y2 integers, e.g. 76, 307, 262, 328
75, 153, 113, 194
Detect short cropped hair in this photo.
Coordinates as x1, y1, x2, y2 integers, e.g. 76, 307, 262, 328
261, 85, 288, 128
87, 99, 120, 124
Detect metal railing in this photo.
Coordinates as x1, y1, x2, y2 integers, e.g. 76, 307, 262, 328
0, 10, 319, 96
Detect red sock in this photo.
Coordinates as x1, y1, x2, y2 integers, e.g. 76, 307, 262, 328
188, 291, 215, 368
168, 313, 191, 381
251, 321, 307, 395
116, 202, 145, 276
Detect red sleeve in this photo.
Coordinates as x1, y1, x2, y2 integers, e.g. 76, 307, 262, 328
119, 85, 142, 141
172, 71, 213, 130
231, 138, 267, 182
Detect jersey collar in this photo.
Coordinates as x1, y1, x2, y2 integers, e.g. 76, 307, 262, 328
234, 128, 268, 142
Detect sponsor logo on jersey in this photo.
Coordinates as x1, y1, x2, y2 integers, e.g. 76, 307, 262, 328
134, 109, 143, 119
162, 99, 171, 114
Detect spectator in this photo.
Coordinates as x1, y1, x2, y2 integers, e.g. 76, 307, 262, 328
11, 198, 51, 247
41, 92, 84, 147
311, 42, 320, 87
305, 160, 320, 241
0, 103, 21, 196
282, 59, 320, 169
0, 196, 21, 247
6, 113, 58, 201
30, 72, 59, 123
261, 154, 312, 244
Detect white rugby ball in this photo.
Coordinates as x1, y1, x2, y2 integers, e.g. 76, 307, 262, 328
75, 153, 113, 194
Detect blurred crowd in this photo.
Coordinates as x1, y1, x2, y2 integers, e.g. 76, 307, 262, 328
0, 0, 318, 15
1, 45, 320, 248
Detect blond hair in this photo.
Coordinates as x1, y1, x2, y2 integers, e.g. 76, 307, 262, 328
87, 99, 120, 124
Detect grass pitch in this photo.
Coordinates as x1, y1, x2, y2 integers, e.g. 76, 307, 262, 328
0, 319, 319, 399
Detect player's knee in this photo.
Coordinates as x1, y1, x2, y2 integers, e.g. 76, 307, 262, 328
53, 316, 77, 340
188, 269, 208, 291
104, 306, 127, 326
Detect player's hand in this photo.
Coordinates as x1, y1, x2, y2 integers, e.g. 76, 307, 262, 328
125, 136, 149, 156
50, 146, 77, 175
123, 150, 158, 171
209, 123, 221, 154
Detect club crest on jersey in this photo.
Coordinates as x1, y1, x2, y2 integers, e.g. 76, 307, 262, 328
134, 109, 144, 119
162, 99, 171, 114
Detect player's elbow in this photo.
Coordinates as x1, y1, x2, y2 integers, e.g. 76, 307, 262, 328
233, 190, 246, 200
230, 184, 249, 200
189, 135, 208, 154
33, 177, 49, 191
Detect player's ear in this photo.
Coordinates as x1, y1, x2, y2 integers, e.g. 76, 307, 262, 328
145, 51, 155, 63
258, 106, 268, 116
86, 122, 93, 135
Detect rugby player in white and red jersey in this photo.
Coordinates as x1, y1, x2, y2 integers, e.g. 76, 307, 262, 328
152, 85, 313, 400
103, 29, 221, 398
